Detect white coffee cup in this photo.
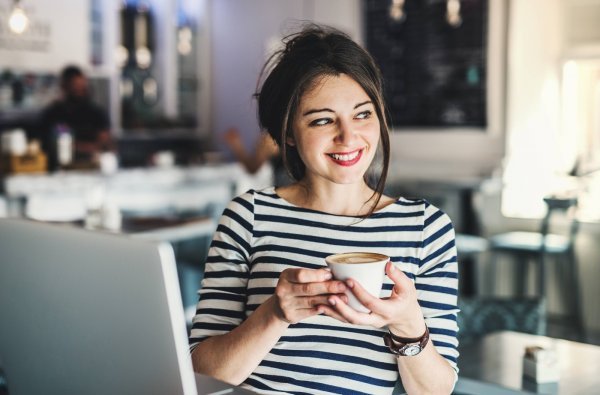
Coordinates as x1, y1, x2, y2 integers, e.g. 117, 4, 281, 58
325, 252, 389, 313
99, 152, 118, 175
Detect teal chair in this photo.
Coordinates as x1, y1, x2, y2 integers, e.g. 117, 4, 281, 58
457, 296, 546, 344
488, 196, 583, 332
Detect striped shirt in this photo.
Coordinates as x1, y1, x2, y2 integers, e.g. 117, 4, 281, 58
190, 187, 459, 394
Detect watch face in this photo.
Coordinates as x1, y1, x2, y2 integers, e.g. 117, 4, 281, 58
402, 345, 421, 356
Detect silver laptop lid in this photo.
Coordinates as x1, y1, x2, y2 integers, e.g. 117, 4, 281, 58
0, 218, 197, 395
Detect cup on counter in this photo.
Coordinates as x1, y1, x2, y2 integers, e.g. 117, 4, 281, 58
152, 150, 175, 168
325, 252, 389, 313
1, 128, 27, 156
99, 152, 118, 175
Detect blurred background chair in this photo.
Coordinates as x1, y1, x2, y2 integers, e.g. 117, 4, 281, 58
488, 196, 583, 332
455, 233, 489, 296
457, 296, 546, 345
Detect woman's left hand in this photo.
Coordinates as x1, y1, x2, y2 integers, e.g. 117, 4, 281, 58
321, 261, 426, 338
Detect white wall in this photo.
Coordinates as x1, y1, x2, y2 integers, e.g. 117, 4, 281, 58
208, 0, 363, 153
0, 0, 89, 72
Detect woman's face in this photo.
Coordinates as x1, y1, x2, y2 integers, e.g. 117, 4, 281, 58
290, 73, 381, 187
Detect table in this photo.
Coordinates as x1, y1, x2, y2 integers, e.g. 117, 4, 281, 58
127, 216, 216, 243
1, 163, 273, 218
458, 331, 600, 394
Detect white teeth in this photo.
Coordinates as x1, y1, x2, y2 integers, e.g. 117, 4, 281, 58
330, 150, 360, 161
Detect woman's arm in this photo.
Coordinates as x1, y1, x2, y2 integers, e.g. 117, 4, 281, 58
191, 268, 347, 385
190, 296, 287, 385
385, 266, 457, 394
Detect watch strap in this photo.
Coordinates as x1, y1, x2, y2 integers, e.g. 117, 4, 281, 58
383, 325, 429, 356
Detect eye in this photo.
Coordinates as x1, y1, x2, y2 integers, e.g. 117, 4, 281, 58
309, 118, 332, 127
355, 110, 372, 120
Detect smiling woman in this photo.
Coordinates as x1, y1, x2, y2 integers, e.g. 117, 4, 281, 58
287, 74, 381, 195
189, 25, 459, 395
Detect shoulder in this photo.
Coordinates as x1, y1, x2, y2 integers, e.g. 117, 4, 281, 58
228, 187, 280, 212
228, 189, 257, 212
383, 196, 453, 228
421, 200, 453, 228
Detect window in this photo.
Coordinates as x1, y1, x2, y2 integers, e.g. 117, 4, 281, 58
502, 59, 600, 222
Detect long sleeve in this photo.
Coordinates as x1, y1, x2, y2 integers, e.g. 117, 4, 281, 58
189, 191, 255, 351
417, 201, 460, 373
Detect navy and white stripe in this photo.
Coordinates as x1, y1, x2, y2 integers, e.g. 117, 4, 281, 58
190, 187, 459, 394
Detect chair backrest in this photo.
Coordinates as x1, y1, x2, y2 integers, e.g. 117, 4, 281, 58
457, 297, 546, 344
540, 196, 579, 248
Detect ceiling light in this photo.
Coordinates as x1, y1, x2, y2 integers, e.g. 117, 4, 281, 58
8, 0, 29, 35
389, 0, 406, 23
446, 0, 463, 28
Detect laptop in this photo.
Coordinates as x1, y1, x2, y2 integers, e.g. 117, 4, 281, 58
0, 218, 252, 395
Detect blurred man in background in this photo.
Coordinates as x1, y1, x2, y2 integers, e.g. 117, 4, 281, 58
38, 65, 113, 171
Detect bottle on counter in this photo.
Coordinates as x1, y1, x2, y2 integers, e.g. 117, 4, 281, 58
54, 123, 73, 167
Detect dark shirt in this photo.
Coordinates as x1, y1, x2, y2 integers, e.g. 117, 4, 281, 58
38, 98, 110, 170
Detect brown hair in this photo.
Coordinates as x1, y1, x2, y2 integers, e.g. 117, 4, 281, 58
255, 24, 391, 217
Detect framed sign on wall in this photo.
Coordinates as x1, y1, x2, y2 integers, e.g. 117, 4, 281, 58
364, 0, 488, 129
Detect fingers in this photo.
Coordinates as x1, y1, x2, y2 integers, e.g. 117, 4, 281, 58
326, 295, 375, 326
280, 268, 344, 296
343, 278, 379, 311
317, 305, 349, 323
275, 268, 349, 324
298, 295, 342, 309
283, 267, 333, 284
277, 295, 347, 324
385, 261, 411, 295
291, 279, 346, 297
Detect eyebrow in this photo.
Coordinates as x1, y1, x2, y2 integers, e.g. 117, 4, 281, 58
302, 100, 373, 116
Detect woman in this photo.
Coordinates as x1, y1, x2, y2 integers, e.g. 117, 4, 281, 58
190, 25, 459, 394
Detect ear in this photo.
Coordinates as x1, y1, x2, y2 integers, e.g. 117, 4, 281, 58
286, 134, 296, 146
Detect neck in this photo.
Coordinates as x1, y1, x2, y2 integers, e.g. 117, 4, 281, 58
291, 178, 378, 216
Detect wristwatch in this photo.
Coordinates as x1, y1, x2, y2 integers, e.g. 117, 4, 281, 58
383, 325, 429, 357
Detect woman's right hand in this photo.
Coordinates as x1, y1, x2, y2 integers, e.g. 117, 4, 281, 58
272, 268, 348, 324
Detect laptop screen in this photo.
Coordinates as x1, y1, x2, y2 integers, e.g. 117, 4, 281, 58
0, 218, 197, 395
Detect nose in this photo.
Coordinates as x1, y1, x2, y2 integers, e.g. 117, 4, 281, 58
334, 119, 356, 144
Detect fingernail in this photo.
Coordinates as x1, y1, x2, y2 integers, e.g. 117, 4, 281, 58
329, 297, 336, 306
389, 263, 395, 272
346, 280, 354, 288
324, 271, 332, 280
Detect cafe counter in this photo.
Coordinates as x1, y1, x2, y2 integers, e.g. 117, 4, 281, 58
1, 163, 273, 221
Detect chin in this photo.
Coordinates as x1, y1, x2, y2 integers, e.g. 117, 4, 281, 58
329, 173, 367, 185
